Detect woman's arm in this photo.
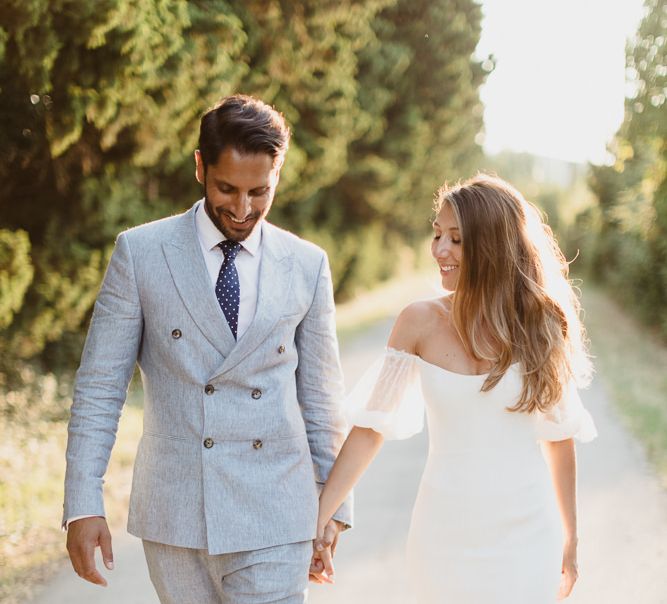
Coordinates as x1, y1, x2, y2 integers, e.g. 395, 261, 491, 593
542, 438, 579, 600
317, 302, 426, 529
313, 303, 424, 579
317, 426, 385, 532
312, 426, 384, 582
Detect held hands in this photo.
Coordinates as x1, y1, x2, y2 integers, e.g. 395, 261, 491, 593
309, 519, 343, 585
557, 537, 579, 600
66, 516, 114, 586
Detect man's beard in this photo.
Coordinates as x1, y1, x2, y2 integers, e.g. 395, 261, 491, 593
204, 192, 261, 242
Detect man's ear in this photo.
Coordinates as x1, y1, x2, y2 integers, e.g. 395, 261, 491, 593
272, 158, 283, 188
194, 150, 204, 185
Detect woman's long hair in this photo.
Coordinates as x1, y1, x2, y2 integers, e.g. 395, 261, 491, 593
436, 174, 593, 413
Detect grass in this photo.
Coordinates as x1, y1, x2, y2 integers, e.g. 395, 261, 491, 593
580, 281, 667, 485
0, 416, 69, 602
0, 386, 144, 604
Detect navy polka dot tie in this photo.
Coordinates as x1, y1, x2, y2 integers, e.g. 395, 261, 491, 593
216, 240, 242, 340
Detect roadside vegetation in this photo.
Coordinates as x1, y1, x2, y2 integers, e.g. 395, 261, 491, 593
0, 382, 143, 604
581, 283, 667, 485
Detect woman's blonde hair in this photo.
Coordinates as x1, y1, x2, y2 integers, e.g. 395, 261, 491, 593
436, 173, 592, 413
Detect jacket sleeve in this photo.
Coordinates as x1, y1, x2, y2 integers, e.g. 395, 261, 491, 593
295, 252, 353, 528
62, 231, 144, 527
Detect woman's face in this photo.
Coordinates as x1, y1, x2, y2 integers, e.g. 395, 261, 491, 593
431, 202, 462, 291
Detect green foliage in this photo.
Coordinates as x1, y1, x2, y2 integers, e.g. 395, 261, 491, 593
233, 0, 392, 204
0, 0, 487, 384
0, 0, 250, 383
303, 0, 487, 297
587, 0, 667, 336
0, 229, 33, 329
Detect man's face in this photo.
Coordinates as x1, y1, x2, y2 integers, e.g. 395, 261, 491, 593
195, 147, 280, 242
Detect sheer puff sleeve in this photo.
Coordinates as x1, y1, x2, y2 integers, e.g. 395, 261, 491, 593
534, 378, 597, 442
344, 348, 425, 440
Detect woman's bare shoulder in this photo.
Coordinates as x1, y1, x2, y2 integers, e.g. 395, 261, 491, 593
388, 297, 451, 353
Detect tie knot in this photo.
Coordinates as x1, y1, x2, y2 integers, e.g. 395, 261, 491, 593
218, 240, 241, 260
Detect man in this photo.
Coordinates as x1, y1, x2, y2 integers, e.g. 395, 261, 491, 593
63, 94, 352, 603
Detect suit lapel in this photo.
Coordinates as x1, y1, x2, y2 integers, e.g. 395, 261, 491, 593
210, 221, 294, 378
162, 204, 237, 358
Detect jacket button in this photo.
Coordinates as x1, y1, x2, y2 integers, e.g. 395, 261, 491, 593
251, 388, 262, 399
203, 438, 214, 449
171, 329, 182, 339
253, 439, 263, 450
278, 344, 285, 354
204, 384, 215, 395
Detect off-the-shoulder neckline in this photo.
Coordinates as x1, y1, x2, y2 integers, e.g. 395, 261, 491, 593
386, 347, 519, 378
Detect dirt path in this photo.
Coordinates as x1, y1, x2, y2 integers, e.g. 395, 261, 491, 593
28, 319, 667, 603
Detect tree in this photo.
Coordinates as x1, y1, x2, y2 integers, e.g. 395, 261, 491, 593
0, 0, 488, 385
588, 0, 667, 334
297, 0, 487, 296
0, 0, 253, 381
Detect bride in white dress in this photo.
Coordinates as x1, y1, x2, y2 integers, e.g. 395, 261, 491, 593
312, 174, 596, 603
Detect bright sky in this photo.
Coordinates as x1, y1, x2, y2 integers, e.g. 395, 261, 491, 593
476, 0, 646, 164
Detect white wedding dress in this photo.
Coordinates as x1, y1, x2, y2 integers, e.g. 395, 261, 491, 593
346, 348, 597, 604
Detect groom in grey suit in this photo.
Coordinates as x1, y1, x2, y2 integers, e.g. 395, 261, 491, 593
63, 94, 352, 603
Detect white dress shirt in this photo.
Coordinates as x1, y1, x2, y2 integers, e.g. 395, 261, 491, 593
65, 200, 263, 528
194, 199, 262, 340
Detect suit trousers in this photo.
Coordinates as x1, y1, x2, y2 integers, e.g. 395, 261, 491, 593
143, 539, 311, 604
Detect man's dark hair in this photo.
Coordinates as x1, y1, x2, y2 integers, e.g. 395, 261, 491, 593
198, 95, 291, 167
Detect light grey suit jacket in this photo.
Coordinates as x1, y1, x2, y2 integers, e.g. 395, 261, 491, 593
63, 202, 352, 554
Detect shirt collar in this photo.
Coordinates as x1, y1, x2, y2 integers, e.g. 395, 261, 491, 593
195, 199, 262, 256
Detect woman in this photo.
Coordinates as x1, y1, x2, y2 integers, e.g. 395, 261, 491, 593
314, 174, 596, 602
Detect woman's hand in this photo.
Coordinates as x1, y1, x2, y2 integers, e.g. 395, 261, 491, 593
308, 519, 341, 584
557, 537, 579, 600
309, 546, 328, 584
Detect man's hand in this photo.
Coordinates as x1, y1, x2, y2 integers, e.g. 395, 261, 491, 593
66, 516, 114, 586
309, 519, 344, 584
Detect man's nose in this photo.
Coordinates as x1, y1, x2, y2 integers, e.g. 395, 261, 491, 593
231, 192, 251, 217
